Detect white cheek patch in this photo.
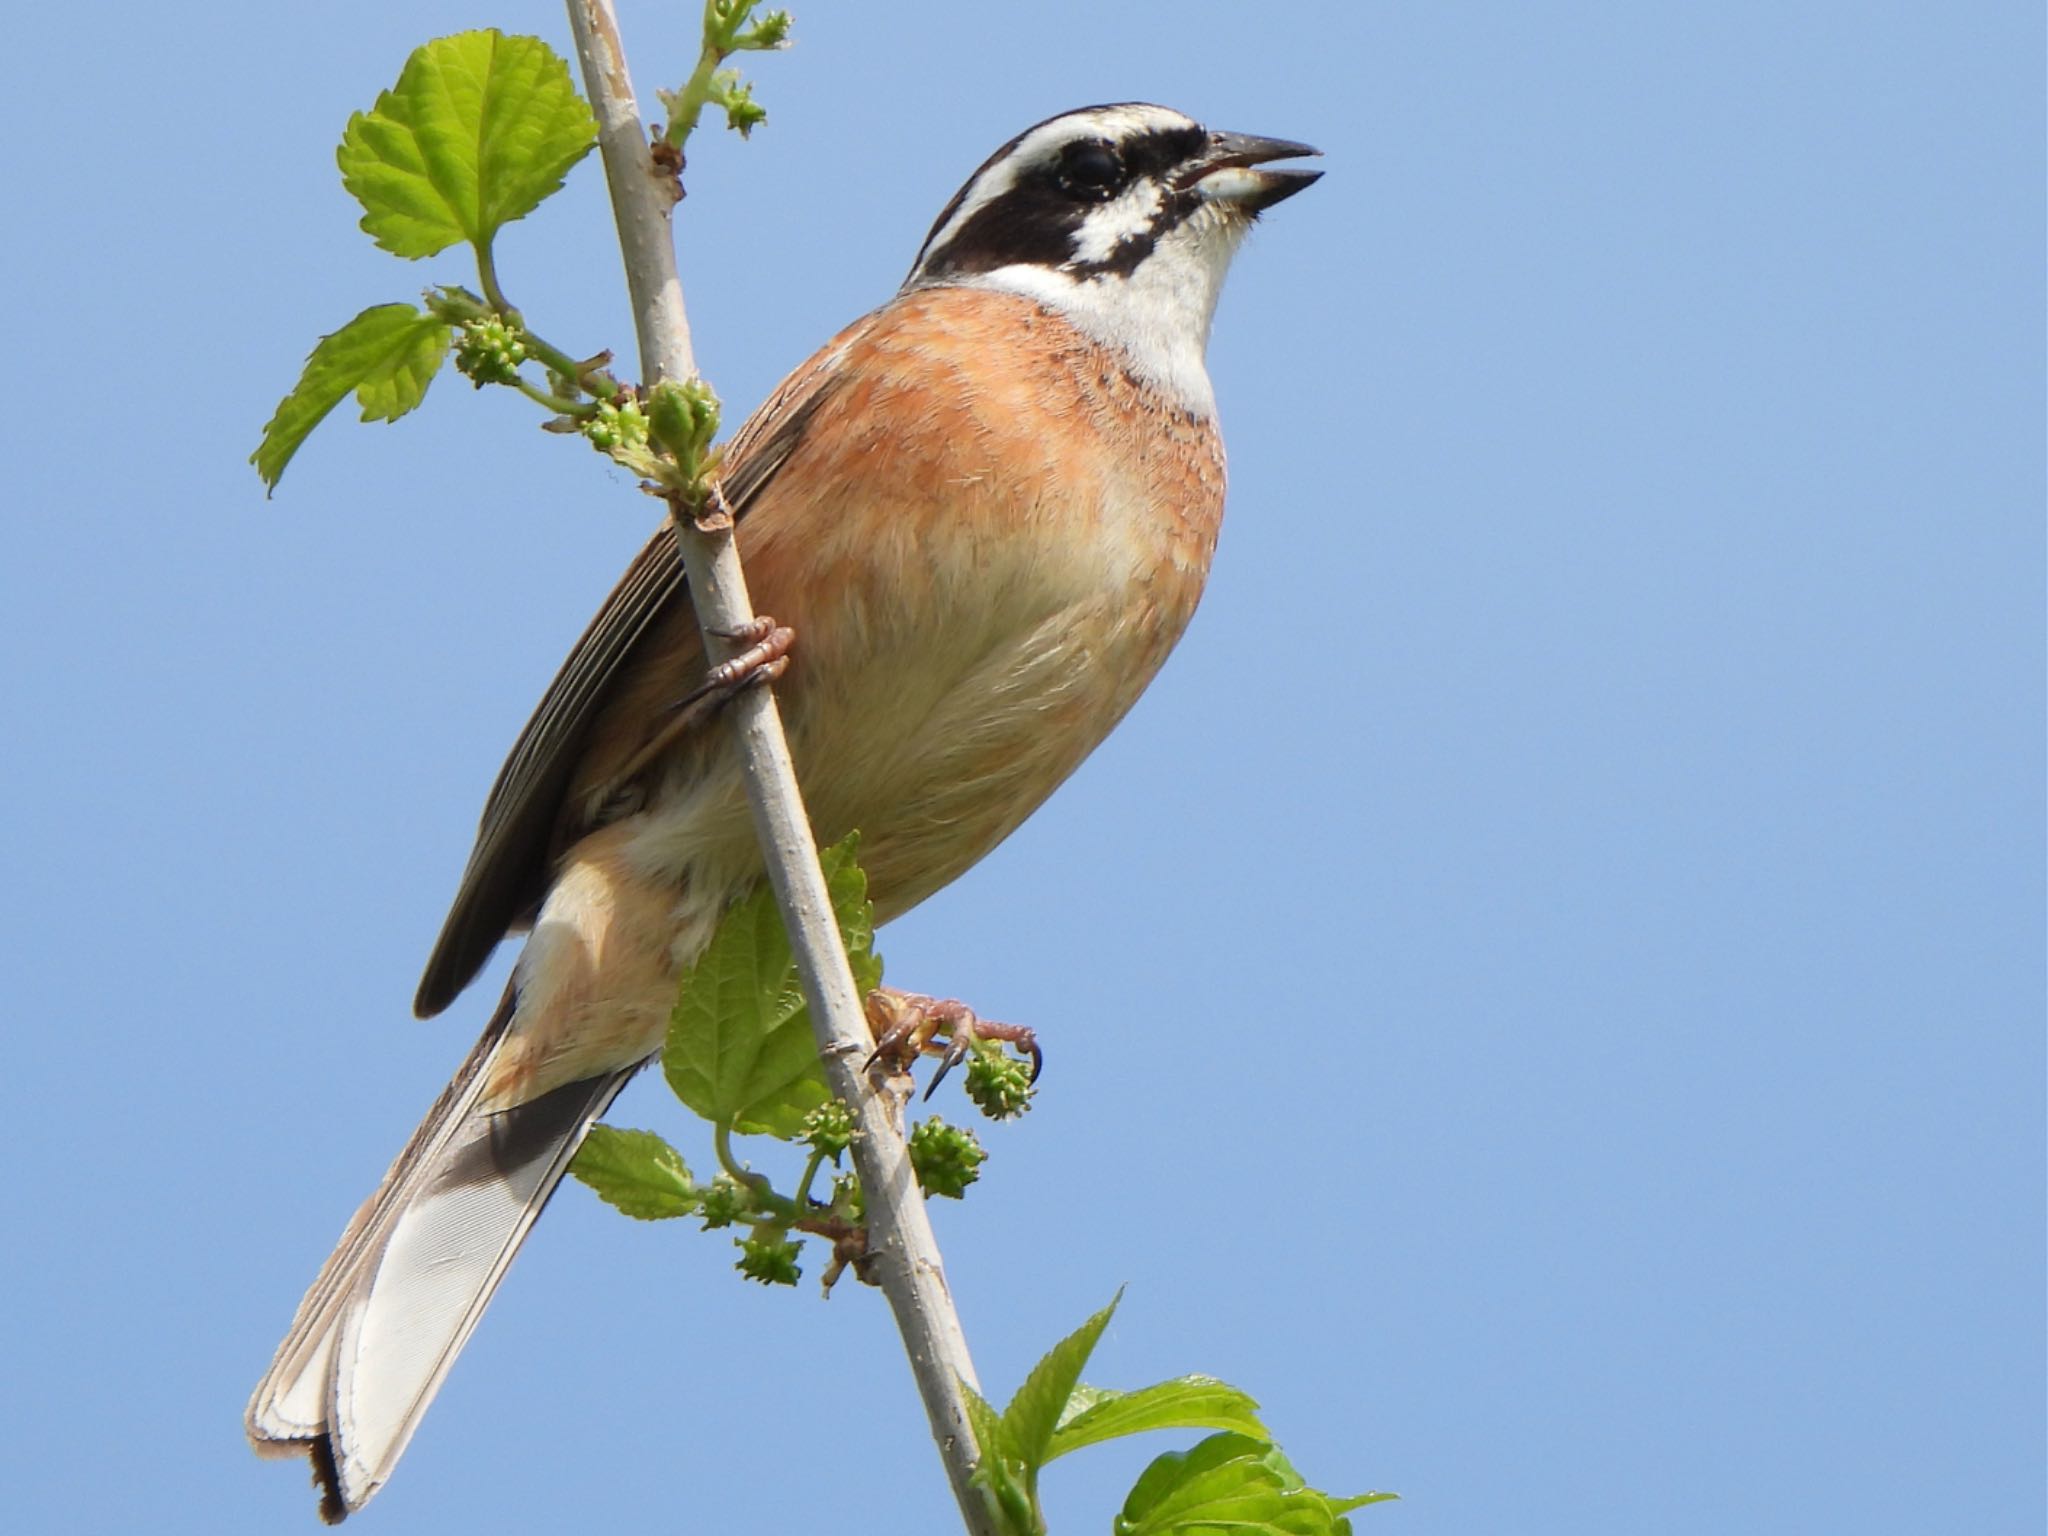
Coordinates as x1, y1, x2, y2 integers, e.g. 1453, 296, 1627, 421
900, 105, 1254, 415
1069, 182, 1166, 266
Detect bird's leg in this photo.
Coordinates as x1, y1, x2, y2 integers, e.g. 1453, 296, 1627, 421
699, 615, 795, 699
864, 986, 1041, 1101
589, 618, 796, 807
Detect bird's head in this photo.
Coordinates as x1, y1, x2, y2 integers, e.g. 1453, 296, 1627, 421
903, 103, 1322, 414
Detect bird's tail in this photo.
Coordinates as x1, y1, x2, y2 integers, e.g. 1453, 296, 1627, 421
245, 987, 638, 1521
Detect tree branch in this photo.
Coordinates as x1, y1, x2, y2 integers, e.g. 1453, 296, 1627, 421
560, 6, 1001, 1532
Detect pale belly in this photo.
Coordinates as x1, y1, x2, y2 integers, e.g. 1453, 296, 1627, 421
480, 579, 1191, 1110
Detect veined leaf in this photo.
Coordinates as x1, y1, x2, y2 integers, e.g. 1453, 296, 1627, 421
1045, 1375, 1267, 1462
569, 1125, 698, 1219
663, 834, 880, 1138
1117, 1433, 1394, 1536
1000, 1291, 1121, 1473
337, 30, 596, 259
251, 304, 449, 490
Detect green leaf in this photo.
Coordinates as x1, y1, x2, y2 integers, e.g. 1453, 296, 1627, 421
663, 889, 818, 1135
1045, 1375, 1268, 1463
1116, 1433, 1308, 1536
1000, 1291, 1121, 1474
962, 1382, 1038, 1536
663, 834, 880, 1138
355, 316, 451, 421
252, 304, 450, 490
817, 833, 885, 996
1116, 1434, 1393, 1536
735, 1232, 802, 1285
337, 30, 596, 259
1325, 1491, 1401, 1518
569, 1125, 698, 1218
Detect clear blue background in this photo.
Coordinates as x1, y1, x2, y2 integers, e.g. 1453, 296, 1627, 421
2, 3, 2039, 1533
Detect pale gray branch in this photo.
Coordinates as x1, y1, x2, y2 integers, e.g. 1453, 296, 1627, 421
561, 6, 1000, 1532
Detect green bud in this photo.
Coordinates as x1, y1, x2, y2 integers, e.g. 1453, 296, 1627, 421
908, 1117, 987, 1200
584, 397, 651, 454
964, 1041, 1035, 1120
736, 1232, 802, 1286
453, 316, 528, 388
739, 11, 792, 51
644, 377, 720, 467
802, 1099, 858, 1158
828, 1170, 865, 1224
698, 1173, 748, 1230
722, 83, 766, 137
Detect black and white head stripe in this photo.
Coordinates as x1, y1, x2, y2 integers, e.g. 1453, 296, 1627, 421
908, 105, 1216, 284
902, 104, 1320, 412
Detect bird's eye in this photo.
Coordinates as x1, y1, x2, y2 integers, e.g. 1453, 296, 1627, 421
1058, 140, 1125, 199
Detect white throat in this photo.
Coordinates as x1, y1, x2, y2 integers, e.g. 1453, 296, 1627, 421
910, 204, 1246, 418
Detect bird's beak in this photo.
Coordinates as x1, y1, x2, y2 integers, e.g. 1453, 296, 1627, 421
1191, 130, 1324, 212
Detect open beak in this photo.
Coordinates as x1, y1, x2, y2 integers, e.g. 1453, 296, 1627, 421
1192, 130, 1324, 212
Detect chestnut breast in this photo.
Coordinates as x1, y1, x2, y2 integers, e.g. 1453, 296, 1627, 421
574, 288, 1227, 919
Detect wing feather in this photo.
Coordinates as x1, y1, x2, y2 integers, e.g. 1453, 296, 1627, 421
413, 352, 850, 1017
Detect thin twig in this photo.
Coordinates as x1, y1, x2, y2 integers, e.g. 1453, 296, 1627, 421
561, 6, 1000, 1533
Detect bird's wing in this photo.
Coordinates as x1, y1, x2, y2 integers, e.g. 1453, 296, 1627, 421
413, 349, 852, 1018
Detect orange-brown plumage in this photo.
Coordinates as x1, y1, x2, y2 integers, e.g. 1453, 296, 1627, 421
248, 103, 1317, 1522
486, 288, 1224, 1105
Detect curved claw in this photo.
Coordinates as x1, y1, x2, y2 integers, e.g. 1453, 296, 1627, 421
699, 616, 795, 696
923, 1033, 976, 1100
587, 617, 795, 807
863, 986, 1040, 1100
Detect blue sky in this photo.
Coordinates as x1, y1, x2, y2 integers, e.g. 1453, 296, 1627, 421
1, 2, 2039, 1533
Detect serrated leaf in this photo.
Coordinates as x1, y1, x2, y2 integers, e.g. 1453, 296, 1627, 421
1117, 1433, 1303, 1536
1117, 1434, 1388, 1536
663, 834, 879, 1138
1045, 1375, 1267, 1463
1000, 1291, 1121, 1474
337, 30, 596, 258
664, 890, 813, 1133
569, 1125, 698, 1219
356, 314, 451, 421
252, 304, 450, 490
962, 1381, 1037, 1536
818, 834, 885, 998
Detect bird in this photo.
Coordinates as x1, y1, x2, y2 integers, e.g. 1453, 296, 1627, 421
246, 101, 1320, 1521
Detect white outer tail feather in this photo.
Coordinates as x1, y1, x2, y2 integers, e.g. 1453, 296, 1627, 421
247, 990, 640, 1520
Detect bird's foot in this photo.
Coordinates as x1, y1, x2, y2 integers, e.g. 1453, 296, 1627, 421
699, 615, 794, 699
864, 986, 1041, 1110
585, 617, 797, 819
